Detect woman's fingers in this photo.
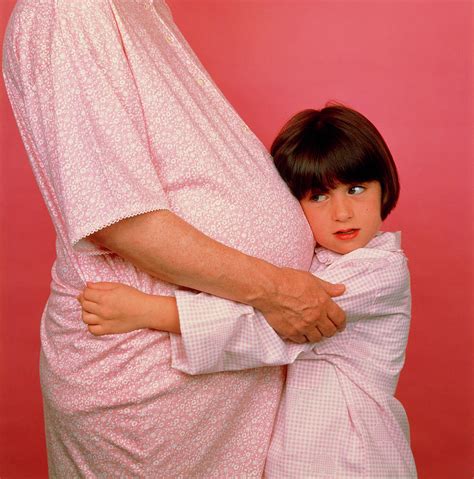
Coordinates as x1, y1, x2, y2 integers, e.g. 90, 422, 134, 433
302, 327, 323, 343
286, 334, 308, 344
319, 278, 345, 297
313, 317, 337, 338
327, 300, 346, 331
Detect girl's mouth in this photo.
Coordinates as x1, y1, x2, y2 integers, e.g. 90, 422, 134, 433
334, 228, 360, 240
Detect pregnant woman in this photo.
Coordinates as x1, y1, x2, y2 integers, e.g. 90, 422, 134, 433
3, 0, 345, 476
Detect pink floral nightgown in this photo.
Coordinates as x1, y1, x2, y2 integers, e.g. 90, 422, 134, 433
3, 0, 314, 476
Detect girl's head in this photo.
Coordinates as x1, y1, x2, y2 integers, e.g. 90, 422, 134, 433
271, 105, 399, 254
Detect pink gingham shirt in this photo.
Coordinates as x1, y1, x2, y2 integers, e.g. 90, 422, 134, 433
3, 0, 313, 476
171, 232, 417, 478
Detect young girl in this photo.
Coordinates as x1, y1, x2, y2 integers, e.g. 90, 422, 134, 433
79, 105, 417, 478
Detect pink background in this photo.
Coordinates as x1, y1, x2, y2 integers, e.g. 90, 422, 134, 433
1, 0, 472, 477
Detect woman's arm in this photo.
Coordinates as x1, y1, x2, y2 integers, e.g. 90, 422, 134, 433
5, 0, 344, 345
90, 209, 346, 343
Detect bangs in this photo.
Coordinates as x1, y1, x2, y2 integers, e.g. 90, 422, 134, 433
284, 125, 382, 199
271, 105, 399, 219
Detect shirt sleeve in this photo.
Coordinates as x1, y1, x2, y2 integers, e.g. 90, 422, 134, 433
169, 251, 408, 374
4, 1, 169, 254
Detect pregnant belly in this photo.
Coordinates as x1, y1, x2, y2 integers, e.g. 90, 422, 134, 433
50, 173, 313, 300
168, 181, 314, 270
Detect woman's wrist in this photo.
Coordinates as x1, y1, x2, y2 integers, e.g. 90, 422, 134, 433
244, 260, 282, 311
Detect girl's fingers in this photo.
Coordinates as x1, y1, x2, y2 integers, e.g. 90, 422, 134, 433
87, 324, 106, 336
83, 282, 122, 303
82, 311, 101, 325
81, 299, 102, 315
83, 287, 107, 303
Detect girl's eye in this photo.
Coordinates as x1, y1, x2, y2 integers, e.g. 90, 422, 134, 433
348, 185, 366, 195
310, 193, 328, 202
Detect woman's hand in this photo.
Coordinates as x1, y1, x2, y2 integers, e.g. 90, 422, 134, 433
252, 268, 346, 344
78, 282, 159, 336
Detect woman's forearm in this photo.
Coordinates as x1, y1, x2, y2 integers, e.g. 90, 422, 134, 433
91, 209, 276, 307
90, 209, 346, 342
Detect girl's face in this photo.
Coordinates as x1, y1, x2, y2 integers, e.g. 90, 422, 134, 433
299, 181, 382, 254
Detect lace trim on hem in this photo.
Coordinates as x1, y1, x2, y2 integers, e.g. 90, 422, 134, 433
71, 206, 170, 256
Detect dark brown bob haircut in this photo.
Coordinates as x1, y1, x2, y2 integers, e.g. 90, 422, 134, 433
271, 104, 399, 220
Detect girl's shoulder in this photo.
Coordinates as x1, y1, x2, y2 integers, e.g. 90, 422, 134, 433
312, 232, 409, 294
313, 231, 406, 268
367, 231, 403, 252
348, 231, 406, 264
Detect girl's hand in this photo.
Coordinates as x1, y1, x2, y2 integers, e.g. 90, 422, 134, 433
78, 282, 156, 336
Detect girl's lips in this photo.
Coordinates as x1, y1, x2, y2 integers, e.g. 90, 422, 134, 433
334, 228, 360, 240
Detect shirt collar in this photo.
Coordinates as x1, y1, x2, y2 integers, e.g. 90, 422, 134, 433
314, 231, 402, 266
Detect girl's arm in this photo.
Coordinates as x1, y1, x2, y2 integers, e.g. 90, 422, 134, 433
78, 282, 181, 335
169, 243, 410, 374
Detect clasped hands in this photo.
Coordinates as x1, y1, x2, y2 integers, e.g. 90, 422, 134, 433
78, 267, 346, 343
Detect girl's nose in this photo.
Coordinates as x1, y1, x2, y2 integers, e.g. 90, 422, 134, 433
332, 197, 353, 221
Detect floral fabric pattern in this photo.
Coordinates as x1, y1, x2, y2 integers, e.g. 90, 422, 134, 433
3, 0, 314, 476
